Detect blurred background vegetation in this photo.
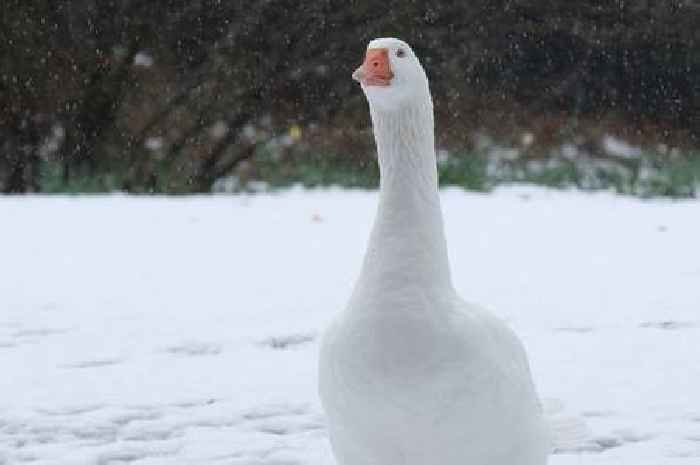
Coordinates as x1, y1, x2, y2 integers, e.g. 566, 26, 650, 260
2, 0, 700, 196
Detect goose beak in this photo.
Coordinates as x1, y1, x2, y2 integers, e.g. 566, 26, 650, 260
352, 48, 393, 87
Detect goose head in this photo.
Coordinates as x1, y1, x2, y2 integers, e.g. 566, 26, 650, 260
352, 38, 430, 112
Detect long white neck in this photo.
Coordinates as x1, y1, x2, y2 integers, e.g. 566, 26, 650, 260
354, 93, 454, 300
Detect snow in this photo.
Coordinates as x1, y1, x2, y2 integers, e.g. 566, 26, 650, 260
144, 137, 164, 151
1, 186, 699, 464
602, 135, 642, 159
133, 52, 154, 68
208, 121, 229, 140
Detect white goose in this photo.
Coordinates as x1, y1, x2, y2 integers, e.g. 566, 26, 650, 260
319, 38, 550, 465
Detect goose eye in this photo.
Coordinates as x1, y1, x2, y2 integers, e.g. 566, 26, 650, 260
396, 48, 406, 58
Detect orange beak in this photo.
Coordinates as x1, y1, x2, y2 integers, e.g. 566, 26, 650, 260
352, 48, 393, 87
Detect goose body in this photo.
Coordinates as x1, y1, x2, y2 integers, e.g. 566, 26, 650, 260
319, 38, 549, 465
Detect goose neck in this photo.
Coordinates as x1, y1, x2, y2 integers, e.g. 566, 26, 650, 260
356, 98, 454, 298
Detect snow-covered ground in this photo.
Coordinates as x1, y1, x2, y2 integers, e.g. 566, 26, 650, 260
1, 186, 699, 464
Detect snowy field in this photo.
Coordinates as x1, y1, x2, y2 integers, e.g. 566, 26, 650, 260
1, 187, 699, 465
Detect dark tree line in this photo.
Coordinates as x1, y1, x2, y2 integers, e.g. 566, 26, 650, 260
2, 0, 699, 193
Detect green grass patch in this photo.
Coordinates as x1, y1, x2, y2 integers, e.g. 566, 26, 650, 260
36, 145, 700, 198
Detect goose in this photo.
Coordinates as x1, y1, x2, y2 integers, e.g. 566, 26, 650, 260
318, 38, 550, 465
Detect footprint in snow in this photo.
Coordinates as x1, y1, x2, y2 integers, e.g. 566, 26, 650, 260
242, 404, 325, 437
70, 424, 118, 443
172, 398, 218, 409
260, 333, 315, 350
590, 435, 624, 451
62, 358, 123, 369
559, 429, 655, 454
37, 404, 105, 416
254, 417, 325, 436
164, 341, 222, 357
92, 444, 181, 464
639, 320, 698, 330
111, 410, 163, 426
13, 328, 70, 337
